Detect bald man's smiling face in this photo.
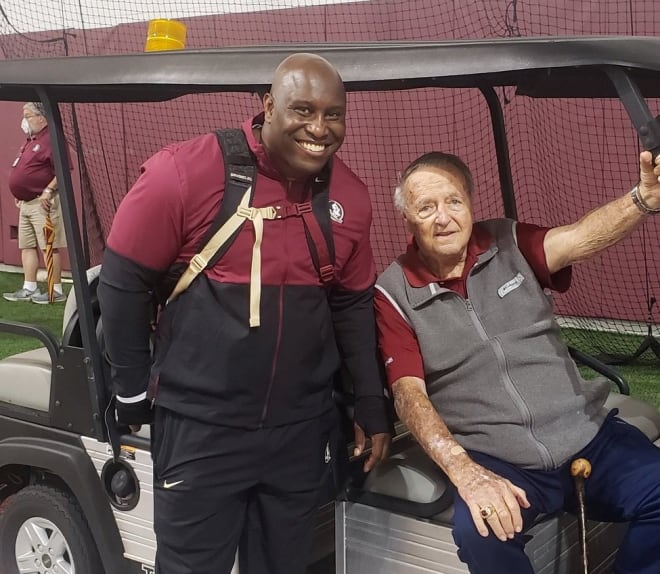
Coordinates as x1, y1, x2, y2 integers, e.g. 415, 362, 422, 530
261, 62, 346, 181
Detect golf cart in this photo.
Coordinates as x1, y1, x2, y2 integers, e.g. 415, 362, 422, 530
0, 36, 659, 574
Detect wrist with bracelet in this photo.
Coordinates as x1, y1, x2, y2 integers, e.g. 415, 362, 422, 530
630, 183, 660, 215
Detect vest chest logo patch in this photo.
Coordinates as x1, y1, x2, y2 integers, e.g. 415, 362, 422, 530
329, 200, 344, 223
32, 144, 41, 152
497, 272, 525, 298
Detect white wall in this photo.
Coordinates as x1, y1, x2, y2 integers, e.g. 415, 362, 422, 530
1, 0, 366, 32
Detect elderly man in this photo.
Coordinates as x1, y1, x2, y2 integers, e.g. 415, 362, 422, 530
375, 150, 660, 573
98, 53, 390, 574
4, 102, 67, 304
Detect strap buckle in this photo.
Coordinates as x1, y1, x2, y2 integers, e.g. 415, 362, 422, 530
237, 206, 278, 220
237, 206, 258, 220
260, 206, 278, 219
319, 264, 335, 283
274, 202, 313, 219
295, 202, 313, 215
189, 253, 208, 273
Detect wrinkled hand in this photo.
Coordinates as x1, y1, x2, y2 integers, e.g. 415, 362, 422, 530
454, 460, 530, 541
353, 423, 391, 473
639, 151, 660, 210
39, 188, 53, 212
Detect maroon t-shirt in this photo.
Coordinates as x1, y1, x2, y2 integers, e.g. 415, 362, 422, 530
8, 128, 55, 201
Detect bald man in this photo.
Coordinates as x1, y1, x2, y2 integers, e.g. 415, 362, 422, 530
99, 54, 391, 574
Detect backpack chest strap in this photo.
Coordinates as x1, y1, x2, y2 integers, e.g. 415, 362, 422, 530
239, 200, 335, 325
237, 203, 277, 327
166, 130, 335, 328
168, 187, 279, 327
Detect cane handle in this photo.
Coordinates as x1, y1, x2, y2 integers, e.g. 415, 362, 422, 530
571, 458, 592, 479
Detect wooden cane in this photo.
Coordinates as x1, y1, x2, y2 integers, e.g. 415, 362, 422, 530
570, 458, 592, 574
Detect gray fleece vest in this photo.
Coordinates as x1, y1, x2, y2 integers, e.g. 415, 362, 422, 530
377, 219, 610, 470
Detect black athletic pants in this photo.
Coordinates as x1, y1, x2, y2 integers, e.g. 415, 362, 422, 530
152, 407, 334, 574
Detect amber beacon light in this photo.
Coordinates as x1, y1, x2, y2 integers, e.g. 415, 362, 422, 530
145, 18, 187, 52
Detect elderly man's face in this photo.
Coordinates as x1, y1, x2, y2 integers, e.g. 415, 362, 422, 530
262, 67, 346, 180
22, 105, 47, 134
403, 165, 474, 265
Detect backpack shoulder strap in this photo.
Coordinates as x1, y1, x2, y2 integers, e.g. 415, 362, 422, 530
202, 128, 257, 268
301, 162, 335, 284
164, 129, 256, 304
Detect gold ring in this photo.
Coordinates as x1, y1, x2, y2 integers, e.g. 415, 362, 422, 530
480, 505, 495, 519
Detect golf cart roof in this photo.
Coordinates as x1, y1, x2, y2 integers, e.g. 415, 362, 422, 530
0, 35, 660, 102
1, 33, 658, 443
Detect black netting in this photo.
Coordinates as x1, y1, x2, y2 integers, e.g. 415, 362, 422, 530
1, 0, 658, 363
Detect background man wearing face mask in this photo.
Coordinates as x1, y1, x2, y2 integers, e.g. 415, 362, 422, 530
3, 101, 68, 304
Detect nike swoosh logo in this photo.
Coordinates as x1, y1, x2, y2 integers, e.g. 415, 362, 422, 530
163, 480, 184, 489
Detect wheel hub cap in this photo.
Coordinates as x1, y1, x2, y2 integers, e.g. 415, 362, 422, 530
15, 516, 74, 574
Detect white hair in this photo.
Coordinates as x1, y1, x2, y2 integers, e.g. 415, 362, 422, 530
393, 182, 407, 214
392, 151, 474, 215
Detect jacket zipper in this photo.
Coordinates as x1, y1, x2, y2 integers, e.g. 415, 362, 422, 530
260, 284, 284, 424
259, 179, 293, 424
464, 298, 555, 469
149, 373, 160, 409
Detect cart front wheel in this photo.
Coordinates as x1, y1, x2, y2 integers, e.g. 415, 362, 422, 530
0, 484, 103, 574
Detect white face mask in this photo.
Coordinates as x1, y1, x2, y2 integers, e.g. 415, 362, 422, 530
21, 118, 31, 135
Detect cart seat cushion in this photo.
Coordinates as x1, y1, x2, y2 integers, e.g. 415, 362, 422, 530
0, 347, 51, 411
363, 393, 660, 507
62, 264, 102, 333
135, 426, 151, 440
363, 442, 449, 504
605, 393, 660, 442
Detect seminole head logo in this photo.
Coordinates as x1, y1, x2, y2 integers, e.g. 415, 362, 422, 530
329, 200, 344, 224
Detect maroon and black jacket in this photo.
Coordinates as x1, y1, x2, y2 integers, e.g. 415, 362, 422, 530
98, 115, 389, 434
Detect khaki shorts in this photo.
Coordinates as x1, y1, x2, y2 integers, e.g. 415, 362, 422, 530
18, 196, 67, 250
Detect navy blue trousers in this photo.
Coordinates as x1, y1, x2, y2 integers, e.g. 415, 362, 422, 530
452, 414, 660, 574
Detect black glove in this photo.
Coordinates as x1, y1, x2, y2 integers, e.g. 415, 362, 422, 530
115, 397, 154, 427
